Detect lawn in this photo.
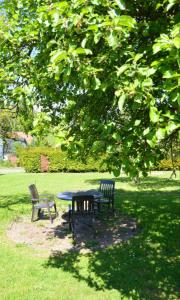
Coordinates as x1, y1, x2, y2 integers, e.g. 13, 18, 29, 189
0, 171, 179, 300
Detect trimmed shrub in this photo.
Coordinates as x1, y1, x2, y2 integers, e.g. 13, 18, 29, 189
156, 158, 180, 171
17, 147, 107, 173
18, 147, 180, 173
18, 148, 41, 172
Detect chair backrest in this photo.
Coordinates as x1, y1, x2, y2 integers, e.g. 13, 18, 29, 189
99, 180, 115, 199
29, 184, 39, 202
72, 195, 94, 214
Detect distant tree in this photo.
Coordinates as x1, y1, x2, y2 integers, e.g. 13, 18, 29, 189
0, 110, 17, 156
0, 110, 14, 138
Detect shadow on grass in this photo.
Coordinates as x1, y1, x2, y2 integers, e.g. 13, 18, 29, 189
85, 176, 179, 190
45, 186, 180, 300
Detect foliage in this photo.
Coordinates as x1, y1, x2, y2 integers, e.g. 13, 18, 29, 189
0, 110, 16, 140
0, 0, 180, 177
0, 159, 13, 168
157, 157, 180, 171
17, 147, 107, 173
31, 112, 54, 146
0, 109, 22, 158
17, 146, 180, 173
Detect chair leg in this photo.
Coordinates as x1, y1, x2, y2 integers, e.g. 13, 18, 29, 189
54, 203, 58, 216
68, 209, 72, 231
69, 211, 75, 239
97, 202, 101, 212
112, 201, 115, 212
31, 207, 35, 222
108, 202, 110, 210
47, 205, 53, 223
38, 208, 41, 218
71, 221, 75, 239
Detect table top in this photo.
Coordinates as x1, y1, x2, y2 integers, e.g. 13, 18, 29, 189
57, 189, 102, 201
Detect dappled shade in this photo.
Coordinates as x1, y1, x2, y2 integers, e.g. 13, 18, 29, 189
45, 179, 180, 300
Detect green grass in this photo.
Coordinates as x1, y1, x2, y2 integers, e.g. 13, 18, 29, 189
0, 171, 179, 300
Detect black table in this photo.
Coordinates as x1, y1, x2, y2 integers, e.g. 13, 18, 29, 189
57, 189, 102, 201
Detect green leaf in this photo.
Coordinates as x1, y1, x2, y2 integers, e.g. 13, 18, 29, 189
116, 15, 136, 28
112, 132, 120, 140
107, 32, 118, 48
94, 32, 101, 44
146, 139, 156, 148
92, 140, 103, 151
84, 48, 93, 55
142, 78, 153, 87
173, 37, 180, 49
150, 107, 159, 123
163, 70, 180, 78
113, 168, 120, 177
143, 127, 150, 136
93, 77, 101, 90
81, 38, 87, 48
115, 0, 126, 10
64, 66, 71, 76
134, 53, 143, 62
116, 64, 129, 76
61, 143, 67, 151
153, 43, 162, 54
50, 50, 67, 63
156, 128, 166, 140
166, 122, 179, 134
146, 68, 156, 76
87, 24, 98, 31
74, 48, 92, 55
91, 0, 101, 5
134, 120, 141, 126
151, 61, 160, 67
51, 10, 59, 25
166, 0, 177, 11
47, 40, 57, 49
53, 1, 69, 10
172, 24, 180, 38
118, 94, 126, 111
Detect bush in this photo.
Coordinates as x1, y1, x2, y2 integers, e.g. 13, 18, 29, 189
18, 147, 180, 173
17, 147, 108, 173
157, 158, 180, 171
0, 159, 14, 168
18, 148, 41, 172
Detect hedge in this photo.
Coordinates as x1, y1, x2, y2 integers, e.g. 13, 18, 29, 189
17, 147, 180, 173
156, 158, 180, 171
17, 147, 108, 173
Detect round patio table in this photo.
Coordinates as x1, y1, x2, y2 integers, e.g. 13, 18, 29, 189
57, 189, 102, 201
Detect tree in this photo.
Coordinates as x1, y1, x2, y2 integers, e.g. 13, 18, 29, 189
0, 0, 179, 177
0, 109, 19, 157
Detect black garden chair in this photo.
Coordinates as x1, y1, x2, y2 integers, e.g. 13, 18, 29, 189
95, 180, 115, 211
68, 195, 95, 238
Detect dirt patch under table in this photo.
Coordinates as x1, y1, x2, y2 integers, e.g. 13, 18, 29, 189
7, 210, 137, 255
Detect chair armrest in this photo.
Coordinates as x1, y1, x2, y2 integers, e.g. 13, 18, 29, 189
39, 193, 54, 197
32, 198, 39, 203
39, 194, 54, 201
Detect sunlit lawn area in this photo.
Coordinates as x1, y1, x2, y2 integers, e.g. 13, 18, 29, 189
0, 171, 179, 300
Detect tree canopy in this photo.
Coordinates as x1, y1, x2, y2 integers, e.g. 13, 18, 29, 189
0, 0, 179, 177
